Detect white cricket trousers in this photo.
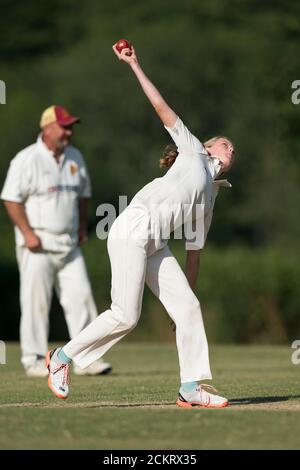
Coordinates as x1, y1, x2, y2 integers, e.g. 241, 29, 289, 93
17, 246, 98, 368
64, 208, 212, 382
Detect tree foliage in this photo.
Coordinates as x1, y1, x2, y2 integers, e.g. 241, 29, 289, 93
0, 1, 299, 341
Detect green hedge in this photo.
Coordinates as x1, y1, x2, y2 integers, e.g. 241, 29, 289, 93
1, 226, 299, 344
197, 247, 300, 344
80, 238, 300, 344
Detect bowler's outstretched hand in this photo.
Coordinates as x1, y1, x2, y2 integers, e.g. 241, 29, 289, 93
112, 42, 137, 66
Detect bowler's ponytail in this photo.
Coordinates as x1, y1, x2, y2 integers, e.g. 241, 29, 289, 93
159, 144, 178, 168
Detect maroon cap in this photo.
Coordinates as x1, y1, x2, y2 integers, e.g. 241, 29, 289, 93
40, 105, 80, 128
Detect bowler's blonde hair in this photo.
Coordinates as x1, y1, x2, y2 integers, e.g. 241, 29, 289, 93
159, 136, 232, 168
203, 136, 232, 149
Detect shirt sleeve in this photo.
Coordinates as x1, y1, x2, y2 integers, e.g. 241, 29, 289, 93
202, 208, 214, 247
185, 208, 215, 251
164, 117, 205, 155
78, 161, 92, 198
0, 155, 31, 202
200, 185, 220, 249
184, 180, 232, 251
185, 231, 205, 250
183, 206, 206, 251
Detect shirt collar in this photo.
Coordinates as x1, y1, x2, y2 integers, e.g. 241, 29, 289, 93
207, 156, 223, 179
36, 134, 66, 167
201, 150, 222, 179
201, 149, 232, 187
213, 179, 232, 188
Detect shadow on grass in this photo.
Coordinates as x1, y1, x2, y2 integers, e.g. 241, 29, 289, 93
230, 394, 300, 406
91, 395, 300, 409
111, 370, 177, 377
88, 402, 176, 408
2, 396, 300, 409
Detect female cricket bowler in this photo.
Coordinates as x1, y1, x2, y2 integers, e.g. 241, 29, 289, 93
46, 43, 235, 408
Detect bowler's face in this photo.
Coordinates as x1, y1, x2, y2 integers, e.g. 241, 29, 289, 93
207, 138, 235, 172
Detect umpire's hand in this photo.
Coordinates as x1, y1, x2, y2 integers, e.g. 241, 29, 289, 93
78, 228, 88, 246
23, 230, 42, 252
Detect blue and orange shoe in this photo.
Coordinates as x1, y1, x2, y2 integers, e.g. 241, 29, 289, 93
46, 349, 70, 399
177, 384, 228, 408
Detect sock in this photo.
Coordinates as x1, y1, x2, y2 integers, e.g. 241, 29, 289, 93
181, 381, 198, 392
57, 347, 72, 364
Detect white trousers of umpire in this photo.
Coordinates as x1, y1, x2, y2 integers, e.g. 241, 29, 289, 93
64, 208, 212, 382
17, 246, 98, 368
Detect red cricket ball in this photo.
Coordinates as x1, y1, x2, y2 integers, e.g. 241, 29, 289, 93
115, 39, 131, 54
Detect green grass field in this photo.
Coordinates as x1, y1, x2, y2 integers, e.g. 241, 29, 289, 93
0, 342, 300, 449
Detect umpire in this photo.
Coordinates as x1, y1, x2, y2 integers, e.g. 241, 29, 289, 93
1, 105, 112, 377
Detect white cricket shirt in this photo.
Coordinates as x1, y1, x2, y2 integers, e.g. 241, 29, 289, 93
130, 117, 231, 250
1, 135, 91, 250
